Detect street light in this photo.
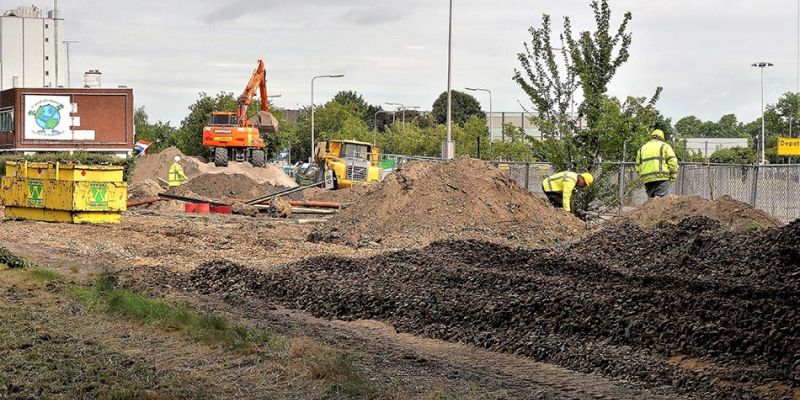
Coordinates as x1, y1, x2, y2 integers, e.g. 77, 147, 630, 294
752, 62, 773, 165
310, 74, 344, 161
442, 0, 455, 159
62, 40, 78, 87
465, 87, 492, 140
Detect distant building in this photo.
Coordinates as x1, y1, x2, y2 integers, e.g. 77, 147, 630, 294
0, 5, 68, 90
681, 137, 749, 158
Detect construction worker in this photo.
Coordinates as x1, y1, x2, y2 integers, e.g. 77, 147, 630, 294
168, 155, 187, 187
636, 129, 678, 198
542, 171, 594, 212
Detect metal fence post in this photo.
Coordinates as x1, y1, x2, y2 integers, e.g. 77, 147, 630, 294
618, 162, 625, 212
750, 165, 759, 207
524, 162, 530, 190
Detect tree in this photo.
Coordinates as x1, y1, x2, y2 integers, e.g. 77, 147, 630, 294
174, 92, 238, 156
675, 116, 704, 137
431, 90, 485, 126
332, 90, 383, 130
709, 147, 757, 164
133, 106, 178, 154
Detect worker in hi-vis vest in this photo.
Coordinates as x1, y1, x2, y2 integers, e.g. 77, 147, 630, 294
168, 155, 187, 187
636, 129, 678, 198
541, 171, 594, 212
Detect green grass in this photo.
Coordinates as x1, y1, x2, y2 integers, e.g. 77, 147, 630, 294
71, 271, 286, 352
26, 268, 63, 283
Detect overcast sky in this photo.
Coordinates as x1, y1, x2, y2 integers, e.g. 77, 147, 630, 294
6, 0, 799, 126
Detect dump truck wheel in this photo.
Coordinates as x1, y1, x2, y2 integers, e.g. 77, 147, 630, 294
251, 149, 265, 168
214, 147, 229, 167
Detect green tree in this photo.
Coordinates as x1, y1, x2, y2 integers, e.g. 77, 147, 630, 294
133, 106, 178, 154
174, 92, 238, 156
431, 90, 485, 126
709, 147, 757, 164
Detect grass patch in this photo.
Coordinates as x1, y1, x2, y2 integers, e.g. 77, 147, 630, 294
71, 271, 286, 352
26, 268, 63, 283
0, 247, 32, 269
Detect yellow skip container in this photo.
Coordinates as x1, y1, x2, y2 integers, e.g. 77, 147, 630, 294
1, 161, 127, 224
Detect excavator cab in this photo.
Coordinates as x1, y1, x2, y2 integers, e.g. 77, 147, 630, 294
210, 112, 238, 127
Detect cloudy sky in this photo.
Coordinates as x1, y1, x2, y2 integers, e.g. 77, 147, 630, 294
7, 0, 799, 125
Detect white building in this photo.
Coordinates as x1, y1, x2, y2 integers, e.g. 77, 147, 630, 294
0, 5, 68, 90
682, 137, 750, 158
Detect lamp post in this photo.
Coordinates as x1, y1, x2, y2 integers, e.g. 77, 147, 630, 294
442, 0, 455, 159
310, 74, 344, 161
62, 40, 78, 87
465, 87, 492, 140
752, 62, 773, 165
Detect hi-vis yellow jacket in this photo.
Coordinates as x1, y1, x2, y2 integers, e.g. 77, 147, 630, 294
168, 162, 187, 187
636, 139, 678, 184
542, 171, 578, 211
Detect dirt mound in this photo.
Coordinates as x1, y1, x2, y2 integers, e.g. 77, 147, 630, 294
131, 147, 297, 188
620, 195, 782, 230
310, 158, 585, 247
304, 185, 370, 204
181, 218, 800, 398
127, 179, 163, 200
175, 173, 284, 201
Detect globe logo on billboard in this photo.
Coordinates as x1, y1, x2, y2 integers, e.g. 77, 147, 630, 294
33, 104, 62, 130
26, 98, 66, 137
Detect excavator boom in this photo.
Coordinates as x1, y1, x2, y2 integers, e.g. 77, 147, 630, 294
237, 59, 278, 134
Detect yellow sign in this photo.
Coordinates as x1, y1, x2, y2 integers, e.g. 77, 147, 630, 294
777, 137, 800, 156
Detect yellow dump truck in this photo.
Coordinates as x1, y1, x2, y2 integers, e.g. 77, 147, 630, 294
311, 140, 382, 189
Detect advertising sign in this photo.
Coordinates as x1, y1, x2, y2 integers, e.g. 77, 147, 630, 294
24, 95, 73, 140
777, 137, 800, 156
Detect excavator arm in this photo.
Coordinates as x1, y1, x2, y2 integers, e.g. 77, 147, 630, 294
235, 59, 278, 134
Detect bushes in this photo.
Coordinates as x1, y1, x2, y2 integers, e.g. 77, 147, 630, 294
0, 152, 136, 181
709, 147, 757, 164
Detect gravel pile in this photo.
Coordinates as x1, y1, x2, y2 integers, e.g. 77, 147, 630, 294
180, 218, 800, 398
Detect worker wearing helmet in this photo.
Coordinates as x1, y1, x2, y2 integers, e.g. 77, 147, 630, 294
542, 171, 594, 212
168, 155, 187, 187
636, 129, 678, 198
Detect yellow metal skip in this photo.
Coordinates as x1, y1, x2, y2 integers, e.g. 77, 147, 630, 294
1, 161, 127, 224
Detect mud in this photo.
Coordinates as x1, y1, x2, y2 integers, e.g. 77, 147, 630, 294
182, 217, 800, 399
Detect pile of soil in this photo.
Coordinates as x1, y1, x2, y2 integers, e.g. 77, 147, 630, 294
620, 195, 782, 230
173, 173, 283, 201
126, 179, 163, 200
309, 158, 585, 247
180, 218, 800, 398
304, 185, 370, 205
131, 147, 297, 188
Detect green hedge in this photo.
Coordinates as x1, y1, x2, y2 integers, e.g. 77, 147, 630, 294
0, 152, 136, 181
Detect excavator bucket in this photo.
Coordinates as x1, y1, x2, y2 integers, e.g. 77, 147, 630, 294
249, 111, 279, 134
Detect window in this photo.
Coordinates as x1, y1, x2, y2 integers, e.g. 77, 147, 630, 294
45, 37, 49, 42
45, 23, 49, 28
45, 71, 50, 76
0, 109, 13, 132
45, 56, 49, 61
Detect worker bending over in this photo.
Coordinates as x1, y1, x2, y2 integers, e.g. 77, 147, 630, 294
168, 155, 187, 187
636, 129, 678, 198
542, 171, 593, 212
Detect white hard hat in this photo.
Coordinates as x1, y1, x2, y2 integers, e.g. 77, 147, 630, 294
173, 155, 181, 162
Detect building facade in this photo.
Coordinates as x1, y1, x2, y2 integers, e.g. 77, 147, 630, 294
0, 5, 68, 90
0, 87, 135, 157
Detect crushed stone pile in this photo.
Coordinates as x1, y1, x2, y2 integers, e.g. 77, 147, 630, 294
309, 158, 585, 247
620, 195, 782, 230
131, 147, 297, 188
180, 217, 799, 398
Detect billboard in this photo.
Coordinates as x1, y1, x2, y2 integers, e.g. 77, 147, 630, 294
24, 95, 73, 140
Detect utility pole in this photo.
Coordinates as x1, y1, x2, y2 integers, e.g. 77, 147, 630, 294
62, 40, 78, 87
442, 0, 455, 159
310, 74, 344, 162
752, 61, 774, 165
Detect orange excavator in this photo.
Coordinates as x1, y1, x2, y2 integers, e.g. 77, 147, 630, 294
203, 59, 279, 167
